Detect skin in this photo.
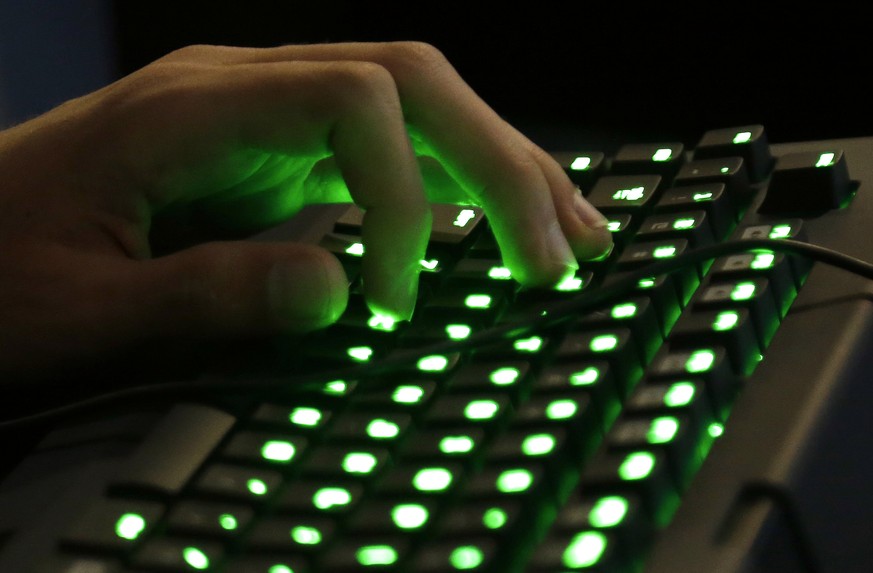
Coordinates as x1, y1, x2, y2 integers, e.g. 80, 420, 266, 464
0, 41, 611, 383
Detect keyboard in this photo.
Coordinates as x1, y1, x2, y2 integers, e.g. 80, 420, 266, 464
2, 124, 873, 573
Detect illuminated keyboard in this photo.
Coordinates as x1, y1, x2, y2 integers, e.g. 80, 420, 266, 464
3, 124, 873, 573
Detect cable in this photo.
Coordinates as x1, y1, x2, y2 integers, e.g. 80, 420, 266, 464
2, 238, 872, 432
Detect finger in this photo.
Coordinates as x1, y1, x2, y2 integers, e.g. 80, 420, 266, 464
106, 60, 430, 320
165, 42, 605, 286
115, 241, 349, 338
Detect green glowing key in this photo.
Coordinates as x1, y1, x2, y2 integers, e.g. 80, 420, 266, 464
219, 514, 238, 531
647, 417, 679, 444
451, 545, 485, 570
769, 224, 792, 239
367, 419, 400, 440
611, 303, 637, 319
730, 282, 756, 301
563, 531, 607, 568
291, 525, 322, 545
664, 382, 695, 407
393, 385, 425, 404
418, 354, 450, 372
496, 469, 534, 493
413, 468, 453, 492
357, 545, 399, 566
513, 336, 543, 353
546, 399, 578, 420
313, 487, 352, 510
247, 479, 268, 496
367, 314, 397, 332
446, 324, 472, 340
653, 245, 677, 259
712, 310, 739, 331
652, 148, 672, 162
488, 266, 512, 280
618, 452, 656, 480
465, 400, 500, 421
490, 367, 520, 386
612, 186, 645, 201
686, 349, 716, 373
392, 504, 429, 529
672, 217, 696, 230
483, 507, 508, 529
440, 435, 476, 455
733, 131, 752, 144
183, 547, 210, 570
269, 565, 292, 573
522, 433, 556, 456
588, 496, 629, 528
345, 242, 365, 257
816, 152, 835, 167
289, 407, 322, 427
342, 452, 378, 474
569, 367, 600, 386
465, 294, 493, 309
589, 334, 618, 353
454, 209, 477, 228
261, 441, 296, 463
556, 275, 585, 292
115, 513, 147, 541
570, 156, 592, 171
750, 251, 776, 269
347, 346, 373, 362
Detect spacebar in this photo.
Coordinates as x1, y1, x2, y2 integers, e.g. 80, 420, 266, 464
108, 403, 235, 497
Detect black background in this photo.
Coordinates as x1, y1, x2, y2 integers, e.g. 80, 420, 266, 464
112, 2, 870, 148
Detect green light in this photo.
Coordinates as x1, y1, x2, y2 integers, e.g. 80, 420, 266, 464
488, 266, 512, 280
219, 514, 238, 531
247, 479, 268, 496
268, 566, 293, 573
483, 508, 508, 529
347, 346, 373, 362
720, 166, 729, 173
450, 546, 485, 570
570, 156, 592, 170
496, 469, 534, 493
589, 496, 629, 528
563, 531, 607, 568
751, 252, 776, 269
465, 294, 492, 309
652, 148, 672, 162
289, 407, 322, 427
521, 433, 556, 456
619, 452, 656, 480
392, 504, 429, 529
653, 246, 676, 259
709, 423, 725, 438
733, 131, 752, 144
490, 367, 520, 386
345, 242, 364, 256
261, 441, 296, 463
367, 418, 400, 440
713, 311, 739, 331
439, 435, 475, 454
357, 545, 399, 566
546, 399, 578, 420
367, 314, 397, 332
556, 275, 584, 292
465, 400, 499, 421
343, 452, 378, 474
323, 380, 349, 395
413, 468, 453, 492
638, 277, 656, 288
313, 487, 352, 510
393, 385, 424, 404
513, 336, 543, 353
183, 547, 210, 570
693, 192, 713, 202
420, 258, 440, 271
454, 208, 477, 228
418, 354, 449, 372
647, 417, 680, 444
612, 186, 645, 201
590, 334, 618, 353
664, 382, 695, 407
570, 367, 600, 386
607, 220, 622, 232
611, 302, 637, 319
115, 513, 146, 541
446, 324, 472, 340
673, 217, 695, 230
291, 526, 321, 545
686, 349, 716, 373
816, 152, 835, 167
731, 282, 756, 301
769, 224, 792, 239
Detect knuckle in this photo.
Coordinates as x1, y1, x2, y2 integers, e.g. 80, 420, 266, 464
159, 43, 221, 63
324, 61, 400, 111
384, 41, 449, 71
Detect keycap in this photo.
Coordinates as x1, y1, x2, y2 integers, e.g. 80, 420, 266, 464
318, 537, 411, 571
553, 492, 652, 555
528, 529, 624, 571
221, 432, 308, 468
247, 515, 337, 553
412, 538, 498, 572
130, 538, 223, 571
335, 203, 486, 249
672, 157, 751, 202
759, 149, 852, 214
193, 464, 283, 503
375, 463, 464, 497
435, 500, 524, 537
277, 481, 363, 515
399, 427, 487, 463
532, 361, 621, 420
300, 445, 390, 480
108, 404, 235, 498
60, 498, 164, 552
610, 142, 685, 177
553, 150, 607, 187
669, 308, 761, 374
693, 278, 780, 348
693, 124, 773, 182
585, 175, 662, 212
635, 210, 715, 247
165, 501, 254, 539
648, 345, 736, 417
653, 183, 737, 239
345, 498, 440, 534
326, 411, 413, 445
555, 328, 641, 397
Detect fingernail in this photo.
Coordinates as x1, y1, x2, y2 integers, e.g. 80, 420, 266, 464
547, 220, 579, 271
573, 191, 609, 230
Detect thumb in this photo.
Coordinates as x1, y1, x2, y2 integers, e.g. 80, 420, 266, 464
125, 241, 349, 339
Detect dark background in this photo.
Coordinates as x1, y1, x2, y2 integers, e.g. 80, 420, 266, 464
110, 2, 872, 149
0, 1, 869, 148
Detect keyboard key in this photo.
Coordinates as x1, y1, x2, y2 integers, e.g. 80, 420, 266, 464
653, 183, 737, 239
399, 427, 487, 464
648, 345, 736, 418
300, 445, 390, 481
759, 149, 852, 214
616, 239, 691, 274
221, 432, 309, 468
435, 500, 524, 537
555, 328, 642, 397
165, 501, 254, 539
672, 156, 751, 203
412, 538, 498, 572
693, 277, 780, 348
335, 203, 486, 249
319, 537, 411, 571
693, 124, 773, 182
247, 515, 337, 553
528, 529, 624, 571
130, 538, 223, 571
669, 307, 761, 374
60, 498, 164, 552
635, 210, 715, 247
326, 411, 413, 445
193, 464, 283, 503
109, 404, 235, 498
424, 394, 512, 430
585, 174, 662, 212
345, 498, 440, 534
277, 481, 364, 515
611, 142, 685, 177
376, 463, 464, 497
553, 150, 606, 187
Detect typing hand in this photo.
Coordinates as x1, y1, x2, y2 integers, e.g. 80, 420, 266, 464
0, 42, 611, 381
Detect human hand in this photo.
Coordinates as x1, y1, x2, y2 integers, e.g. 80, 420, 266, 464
0, 42, 611, 381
